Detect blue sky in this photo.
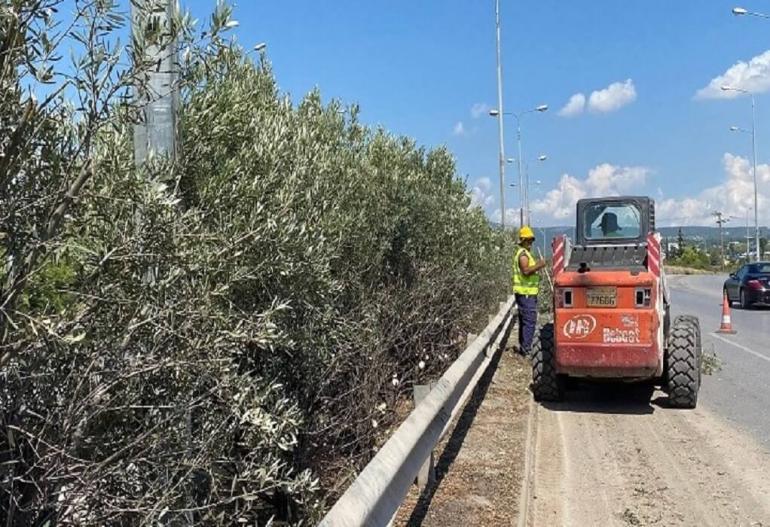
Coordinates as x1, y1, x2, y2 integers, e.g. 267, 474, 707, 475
79, 1, 770, 227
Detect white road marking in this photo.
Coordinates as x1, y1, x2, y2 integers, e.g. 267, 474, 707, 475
711, 332, 770, 364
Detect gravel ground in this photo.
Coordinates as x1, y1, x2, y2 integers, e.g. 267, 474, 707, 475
392, 338, 531, 527
526, 384, 770, 526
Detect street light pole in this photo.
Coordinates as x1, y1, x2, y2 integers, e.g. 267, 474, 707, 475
490, 105, 548, 229
746, 207, 752, 261
751, 93, 760, 262
516, 120, 523, 227
494, 0, 506, 230
724, 85, 760, 262
507, 157, 544, 225
525, 157, 545, 223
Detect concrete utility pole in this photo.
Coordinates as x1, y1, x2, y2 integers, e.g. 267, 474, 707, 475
494, 0, 506, 230
132, 0, 179, 166
714, 211, 730, 269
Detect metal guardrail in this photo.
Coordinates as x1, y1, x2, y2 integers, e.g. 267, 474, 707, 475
319, 296, 516, 527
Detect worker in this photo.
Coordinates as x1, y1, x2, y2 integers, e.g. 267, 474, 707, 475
599, 212, 623, 238
512, 226, 547, 356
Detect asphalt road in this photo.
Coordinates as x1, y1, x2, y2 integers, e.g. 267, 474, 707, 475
668, 273, 770, 448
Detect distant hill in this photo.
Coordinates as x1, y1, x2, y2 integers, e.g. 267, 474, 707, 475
488, 223, 768, 256
658, 226, 768, 242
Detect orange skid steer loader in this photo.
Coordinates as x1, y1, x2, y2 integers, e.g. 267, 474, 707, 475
532, 197, 702, 408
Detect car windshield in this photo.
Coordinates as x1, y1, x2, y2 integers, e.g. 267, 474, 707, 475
583, 202, 642, 241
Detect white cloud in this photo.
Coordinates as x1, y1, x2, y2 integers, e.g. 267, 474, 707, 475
470, 103, 491, 119
695, 50, 770, 99
491, 207, 519, 226
526, 155, 770, 227
477, 176, 492, 192
558, 93, 586, 117
557, 80, 636, 118
587, 79, 637, 113
530, 163, 650, 222
452, 121, 466, 136
656, 153, 770, 225
585, 163, 648, 195
468, 177, 495, 209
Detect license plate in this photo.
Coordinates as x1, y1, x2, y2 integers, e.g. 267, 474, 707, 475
587, 287, 617, 307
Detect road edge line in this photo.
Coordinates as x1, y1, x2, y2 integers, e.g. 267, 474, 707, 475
710, 332, 770, 363
516, 397, 538, 527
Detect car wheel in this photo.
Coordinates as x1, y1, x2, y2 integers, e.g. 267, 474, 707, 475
740, 288, 752, 310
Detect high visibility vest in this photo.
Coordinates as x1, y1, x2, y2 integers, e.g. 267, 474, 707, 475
512, 246, 540, 295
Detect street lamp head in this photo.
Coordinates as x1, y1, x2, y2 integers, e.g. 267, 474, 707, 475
536, 104, 549, 112
537, 154, 547, 161
730, 126, 740, 132
489, 109, 500, 117
506, 158, 516, 163
721, 85, 750, 95
254, 42, 267, 52
732, 7, 748, 15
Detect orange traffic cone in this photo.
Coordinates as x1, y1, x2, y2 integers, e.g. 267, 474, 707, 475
717, 292, 737, 334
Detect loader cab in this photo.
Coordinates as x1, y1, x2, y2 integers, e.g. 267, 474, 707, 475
570, 197, 655, 271
576, 197, 654, 246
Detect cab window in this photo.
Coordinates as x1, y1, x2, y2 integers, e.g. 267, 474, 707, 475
583, 202, 642, 241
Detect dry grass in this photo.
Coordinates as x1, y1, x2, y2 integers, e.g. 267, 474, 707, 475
392, 337, 532, 526
664, 265, 716, 275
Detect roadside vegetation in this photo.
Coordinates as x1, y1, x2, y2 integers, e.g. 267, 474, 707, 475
0, 2, 514, 524
665, 228, 768, 272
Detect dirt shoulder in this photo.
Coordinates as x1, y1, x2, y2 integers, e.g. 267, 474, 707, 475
392, 346, 532, 527
526, 384, 770, 527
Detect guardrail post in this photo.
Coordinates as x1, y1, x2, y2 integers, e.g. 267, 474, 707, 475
412, 383, 436, 489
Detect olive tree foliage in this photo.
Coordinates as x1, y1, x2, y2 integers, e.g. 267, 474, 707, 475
179, 52, 514, 510
1, 0, 514, 524
3, 1, 316, 524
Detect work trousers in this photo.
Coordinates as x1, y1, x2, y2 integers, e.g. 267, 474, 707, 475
516, 294, 538, 355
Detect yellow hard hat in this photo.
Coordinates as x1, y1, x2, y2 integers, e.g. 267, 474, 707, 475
519, 226, 535, 240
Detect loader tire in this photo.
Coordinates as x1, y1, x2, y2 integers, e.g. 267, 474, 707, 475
532, 323, 564, 402
666, 315, 701, 409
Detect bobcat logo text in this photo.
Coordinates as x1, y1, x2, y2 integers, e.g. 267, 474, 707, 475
563, 315, 597, 339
